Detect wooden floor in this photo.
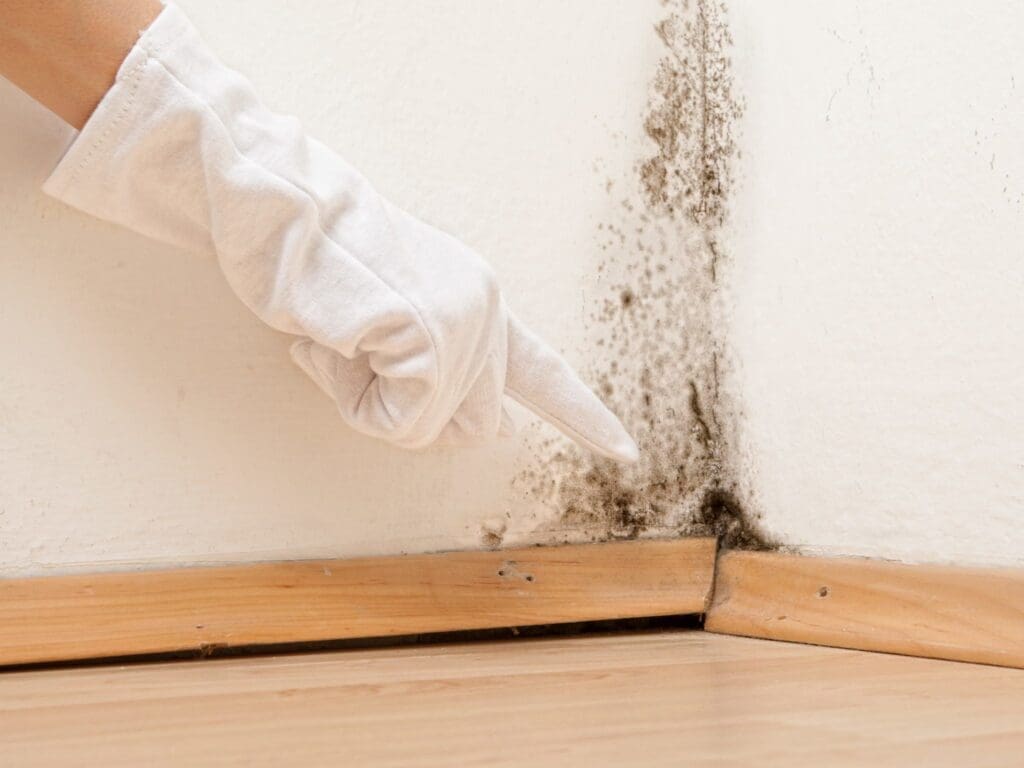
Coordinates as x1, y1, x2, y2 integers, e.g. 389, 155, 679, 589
3, 631, 1023, 767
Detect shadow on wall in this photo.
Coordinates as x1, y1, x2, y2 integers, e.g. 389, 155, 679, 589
515, 0, 775, 551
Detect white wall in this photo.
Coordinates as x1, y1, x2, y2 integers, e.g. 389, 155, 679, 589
0, 0, 661, 576
727, 0, 1024, 566
2, 0, 1022, 576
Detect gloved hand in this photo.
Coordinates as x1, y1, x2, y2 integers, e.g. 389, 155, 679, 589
42, 3, 638, 462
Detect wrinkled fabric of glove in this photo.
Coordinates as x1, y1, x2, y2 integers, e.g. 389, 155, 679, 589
43, 3, 639, 463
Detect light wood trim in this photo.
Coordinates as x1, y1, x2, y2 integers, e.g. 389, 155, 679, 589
0, 539, 717, 666
706, 550, 1024, 668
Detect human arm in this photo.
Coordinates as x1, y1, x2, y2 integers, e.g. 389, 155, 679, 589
0, 0, 162, 129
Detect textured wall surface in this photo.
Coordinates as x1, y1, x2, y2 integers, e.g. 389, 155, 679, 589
727, 0, 1024, 566
1, 1, 1022, 576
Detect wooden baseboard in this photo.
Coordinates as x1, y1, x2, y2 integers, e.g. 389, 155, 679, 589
705, 550, 1024, 669
8, 539, 1023, 670
0, 539, 717, 667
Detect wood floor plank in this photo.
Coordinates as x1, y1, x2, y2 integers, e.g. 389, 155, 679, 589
705, 550, 1024, 668
0, 539, 717, 666
2, 631, 1022, 767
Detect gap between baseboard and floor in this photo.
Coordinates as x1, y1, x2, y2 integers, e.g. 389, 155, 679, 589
0, 539, 717, 667
1, 538, 1023, 669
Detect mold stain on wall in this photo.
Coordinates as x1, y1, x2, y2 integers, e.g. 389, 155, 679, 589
513, 0, 774, 551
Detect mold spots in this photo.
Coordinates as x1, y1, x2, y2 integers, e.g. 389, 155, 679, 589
686, 488, 774, 551
641, 0, 743, 228
480, 518, 508, 549
515, 0, 772, 551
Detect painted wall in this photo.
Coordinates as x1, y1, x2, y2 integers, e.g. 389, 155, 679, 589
0, 0, 662, 576
1, 0, 1021, 576
727, 0, 1024, 566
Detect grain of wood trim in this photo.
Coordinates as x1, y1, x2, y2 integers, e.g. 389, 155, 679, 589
705, 551, 1024, 668
0, 539, 717, 666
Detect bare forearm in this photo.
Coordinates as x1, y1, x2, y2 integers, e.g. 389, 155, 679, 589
0, 0, 162, 128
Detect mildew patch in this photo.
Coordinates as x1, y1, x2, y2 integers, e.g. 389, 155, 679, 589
515, 0, 774, 551
480, 517, 508, 549
641, 0, 741, 228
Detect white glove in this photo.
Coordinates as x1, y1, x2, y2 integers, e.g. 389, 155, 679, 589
42, 3, 638, 463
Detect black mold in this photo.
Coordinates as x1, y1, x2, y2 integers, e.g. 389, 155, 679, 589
641, 0, 742, 229
515, 0, 771, 551
687, 487, 775, 551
